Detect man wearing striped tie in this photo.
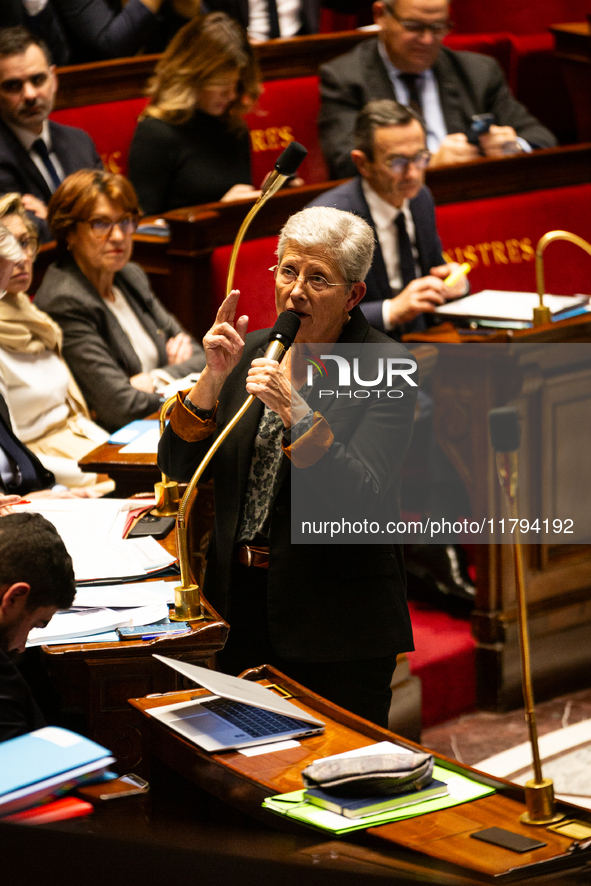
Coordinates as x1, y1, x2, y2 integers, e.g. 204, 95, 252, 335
0, 26, 101, 241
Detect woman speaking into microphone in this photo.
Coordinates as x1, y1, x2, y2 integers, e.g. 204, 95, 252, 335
158, 206, 417, 726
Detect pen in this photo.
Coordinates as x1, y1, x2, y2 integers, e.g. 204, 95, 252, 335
444, 262, 471, 288
13, 500, 31, 505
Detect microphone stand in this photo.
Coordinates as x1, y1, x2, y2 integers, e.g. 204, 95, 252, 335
534, 230, 591, 326
494, 447, 563, 825
169, 335, 292, 622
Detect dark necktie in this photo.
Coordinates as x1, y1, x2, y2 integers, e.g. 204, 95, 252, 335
31, 138, 62, 191
0, 418, 39, 494
398, 73, 423, 117
395, 211, 416, 287
267, 0, 281, 39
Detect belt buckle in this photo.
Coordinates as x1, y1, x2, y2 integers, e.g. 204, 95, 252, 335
244, 545, 253, 567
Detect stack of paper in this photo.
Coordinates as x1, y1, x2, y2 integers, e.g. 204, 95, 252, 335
27, 580, 174, 647
0, 727, 114, 817
20, 500, 178, 583
435, 290, 589, 322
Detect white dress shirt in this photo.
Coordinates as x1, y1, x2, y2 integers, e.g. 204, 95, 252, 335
248, 0, 301, 41
8, 119, 66, 192
361, 179, 420, 331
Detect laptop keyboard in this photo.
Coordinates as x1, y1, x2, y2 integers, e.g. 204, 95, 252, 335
200, 698, 309, 738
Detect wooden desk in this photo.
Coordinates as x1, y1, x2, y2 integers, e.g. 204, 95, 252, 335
78, 438, 161, 498
552, 22, 591, 141
129, 664, 591, 884
43, 526, 226, 773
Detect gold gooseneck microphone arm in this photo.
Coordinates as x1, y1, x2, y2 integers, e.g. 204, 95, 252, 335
489, 408, 563, 826
534, 230, 591, 326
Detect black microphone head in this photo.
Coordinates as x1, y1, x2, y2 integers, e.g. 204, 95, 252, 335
274, 142, 307, 176
488, 407, 521, 452
269, 310, 301, 347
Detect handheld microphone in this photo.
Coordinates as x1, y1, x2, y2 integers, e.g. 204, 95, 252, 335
488, 407, 520, 452
262, 310, 301, 363
260, 142, 308, 199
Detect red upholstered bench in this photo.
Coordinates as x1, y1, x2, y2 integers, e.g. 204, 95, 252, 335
245, 76, 328, 187
51, 97, 150, 176
210, 236, 279, 332
436, 183, 591, 296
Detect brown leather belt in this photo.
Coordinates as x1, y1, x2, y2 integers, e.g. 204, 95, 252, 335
237, 544, 269, 569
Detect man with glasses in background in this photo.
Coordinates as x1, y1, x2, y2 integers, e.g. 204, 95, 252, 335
319, 0, 556, 179
310, 101, 467, 336
0, 26, 101, 241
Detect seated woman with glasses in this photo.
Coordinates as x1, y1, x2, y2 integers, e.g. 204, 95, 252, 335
128, 12, 262, 216
35, 170, 206, 432
0, 195, 113, 494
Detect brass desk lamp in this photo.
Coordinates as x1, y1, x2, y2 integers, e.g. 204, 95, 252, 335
534, 230, 591, 326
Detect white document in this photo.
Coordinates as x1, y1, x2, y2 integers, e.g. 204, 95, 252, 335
21, 501, 176, 581
27, 602, 169, 646
435, 290, 589, 322
120, 427, 160, 454
72, 580, 175, 609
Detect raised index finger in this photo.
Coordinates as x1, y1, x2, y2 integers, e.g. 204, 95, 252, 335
215, 290, 241, 326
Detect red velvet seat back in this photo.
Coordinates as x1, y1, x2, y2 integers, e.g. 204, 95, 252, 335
51, 97, 150, 176
245, 76, 328, 188
449, 0, 591, 34
210, 237, 279, 332
436, 183, 591, 296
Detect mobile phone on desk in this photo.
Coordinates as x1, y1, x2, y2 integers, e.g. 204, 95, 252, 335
77, 774, 149, 802
127, 512, 176, 539
117, 621, 189, 640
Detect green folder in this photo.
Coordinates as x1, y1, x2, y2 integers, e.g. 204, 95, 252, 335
262, 764, 496, 835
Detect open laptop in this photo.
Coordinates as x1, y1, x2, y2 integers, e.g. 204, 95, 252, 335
149, 655, 325, 752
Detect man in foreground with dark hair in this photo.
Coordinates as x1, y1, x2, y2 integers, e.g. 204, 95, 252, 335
0, 511, 75, 741
0, 26, 101, 240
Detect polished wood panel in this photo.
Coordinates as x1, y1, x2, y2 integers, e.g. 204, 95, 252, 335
129, 664, 591, 882
552, 22, 591, 141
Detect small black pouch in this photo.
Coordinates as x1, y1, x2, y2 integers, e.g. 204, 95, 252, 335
301, 752, 434, 798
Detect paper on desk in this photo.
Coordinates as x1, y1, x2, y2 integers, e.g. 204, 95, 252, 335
27, 602, 169, 646
320, 740, 413, 762
72, 580, 175, 608
38, 631, 121, 646
119, 427, 160, 454
108, 420, 159, 445
435, 290, 589, 322
262, 764, 496, 834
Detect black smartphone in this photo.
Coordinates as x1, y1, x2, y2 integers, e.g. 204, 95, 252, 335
127, 512, 176, 539
467, 113, 495, 145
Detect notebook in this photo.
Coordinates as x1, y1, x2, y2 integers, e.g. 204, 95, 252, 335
149, 655, 325, 752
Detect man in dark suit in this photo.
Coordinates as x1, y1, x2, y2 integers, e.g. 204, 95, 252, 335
310, 100, 467, 337
319, 0, 557, 178
0, 512, 75, 742
0, 26, 101, 241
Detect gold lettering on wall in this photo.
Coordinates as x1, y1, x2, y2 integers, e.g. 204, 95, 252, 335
249, 126, 294, 152
442, 237, 535, 268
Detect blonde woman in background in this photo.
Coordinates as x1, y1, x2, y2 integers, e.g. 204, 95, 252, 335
0, 193, 112, 494
128, 11, 262, 215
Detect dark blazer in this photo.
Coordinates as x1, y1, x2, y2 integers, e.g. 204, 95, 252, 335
158, 306, 416, 663
308, 177, 443, 333
203, 0, 320, 35
0, 648, 45, 743
0, 394, 55, 495
0, 118, 101, 242
319, 38, 557, 179
35, 258, 206, 432
3, 0, 70, 65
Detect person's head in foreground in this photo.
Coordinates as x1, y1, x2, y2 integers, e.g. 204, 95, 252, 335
0, 512, 75, 657
0, 193, 39, 296
0, 221, 25, 294
274, 206, 375, 343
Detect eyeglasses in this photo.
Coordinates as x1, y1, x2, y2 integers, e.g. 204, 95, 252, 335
270, 265, 347, 293
385, 149, 431, 174
387, 8, 453, 36
84, 216, 138, 239
15, 235, 38, 257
